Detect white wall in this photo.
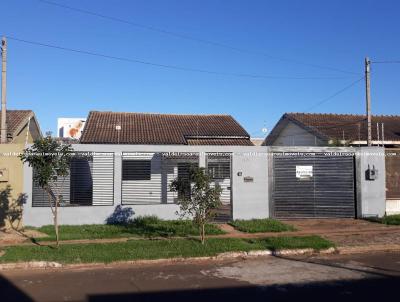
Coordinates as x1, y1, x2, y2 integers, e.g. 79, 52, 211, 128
23, 145, 270, 226
273, 122, 326, 146
232, 151, 269, 219
356, 147, 386, 217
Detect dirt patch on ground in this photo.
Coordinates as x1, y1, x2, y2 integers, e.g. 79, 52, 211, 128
281, 218, 397, 233
326, 231, 400, 247
0, 228, 48, 246
218, 224, 241, 235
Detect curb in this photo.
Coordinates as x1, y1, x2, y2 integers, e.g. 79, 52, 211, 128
337, 244, 400, 255
0, 247, 336, 271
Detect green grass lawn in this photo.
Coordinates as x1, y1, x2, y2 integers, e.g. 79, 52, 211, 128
228, 219, 296, 233
365, 214, 400, 225
30, 216, 225, 241
0, 236, 333, 264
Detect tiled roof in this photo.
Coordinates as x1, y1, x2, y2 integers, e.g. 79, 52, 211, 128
264, 113, 400, 145
186, 138, 253, 146
80, 111, 252, 145
0, 110, 34, 137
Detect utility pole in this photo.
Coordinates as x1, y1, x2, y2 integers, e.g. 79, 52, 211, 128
1, 37, 7, 143
365, 57, 372, 146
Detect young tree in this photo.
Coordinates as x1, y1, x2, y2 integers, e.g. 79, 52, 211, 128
20, 137, 73, 246
170, 166, 222, 244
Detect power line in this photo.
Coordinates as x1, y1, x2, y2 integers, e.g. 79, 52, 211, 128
34, 0, 359, 76
250, 77, 364, 138
372, 60, 400, 64
4, 35, 353, 80
304, 76, 364, 111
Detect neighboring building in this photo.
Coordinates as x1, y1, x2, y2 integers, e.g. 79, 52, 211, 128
0, 110, 41, 144
58, 118, 86, 139
264, 112, 400, 215
250, 137, 265, 146
0, 110, 42, 229
263, 113, 400, 147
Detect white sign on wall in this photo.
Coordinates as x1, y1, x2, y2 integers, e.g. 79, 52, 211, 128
296, 165, 313, 179
58, 118, 86, 139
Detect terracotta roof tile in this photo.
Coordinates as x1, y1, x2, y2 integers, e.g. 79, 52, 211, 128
80, 111, 251, 145
186, 138, 254, 146
0, 110, 33, 138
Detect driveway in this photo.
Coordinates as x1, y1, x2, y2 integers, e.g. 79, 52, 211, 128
1, 251, 400, 302
283, 218, 400, 247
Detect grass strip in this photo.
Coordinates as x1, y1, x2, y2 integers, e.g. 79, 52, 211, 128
0, 236, 333, 264
365, 214, 400, 225
229, 219, 296, 233
30, 217, 225, 241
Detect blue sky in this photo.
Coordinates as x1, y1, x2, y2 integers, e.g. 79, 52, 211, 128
1, 0, 399, 136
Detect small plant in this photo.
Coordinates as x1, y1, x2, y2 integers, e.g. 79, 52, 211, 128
170, 166, 222, 244
20, 137, 73, 247
365, 214, 400, 225
229, 219, 296, 233
106, 205, 135, 225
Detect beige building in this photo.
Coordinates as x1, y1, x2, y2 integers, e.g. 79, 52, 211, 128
0, 110, 41, 229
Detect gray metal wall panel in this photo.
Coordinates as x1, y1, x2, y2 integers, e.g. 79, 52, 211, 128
92, 153, 114, 205
32, 174, 70, 207
121, 152, 199, 205
32, 153, 114, 207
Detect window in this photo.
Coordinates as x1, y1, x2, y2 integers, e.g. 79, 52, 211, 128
33, 155, 94, 207
122, 160, 151, 181
207, 161, 230, 179
70, 157, 93, 205
176, 163, 198, 200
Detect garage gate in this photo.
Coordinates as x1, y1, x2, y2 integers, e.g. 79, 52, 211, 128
272, 153, 356, 218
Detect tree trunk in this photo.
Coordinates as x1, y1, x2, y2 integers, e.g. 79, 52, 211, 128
201, 223, 205, 245
54, 196, 59, 247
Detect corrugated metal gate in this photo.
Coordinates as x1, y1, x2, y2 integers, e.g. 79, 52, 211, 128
206, 153, 232, 222
272, 153, 356, 218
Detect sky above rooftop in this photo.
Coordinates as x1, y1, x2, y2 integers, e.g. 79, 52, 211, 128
1, 0, 399, 136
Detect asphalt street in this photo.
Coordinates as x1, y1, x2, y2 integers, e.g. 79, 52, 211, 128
1, 251, 400, 302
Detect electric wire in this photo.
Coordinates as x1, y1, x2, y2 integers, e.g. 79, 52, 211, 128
4, 35, 353, 80
34, 0, 359, 75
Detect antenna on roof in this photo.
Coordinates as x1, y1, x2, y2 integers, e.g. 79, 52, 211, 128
116, 123, 121, 144
376, 122, 380, 146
